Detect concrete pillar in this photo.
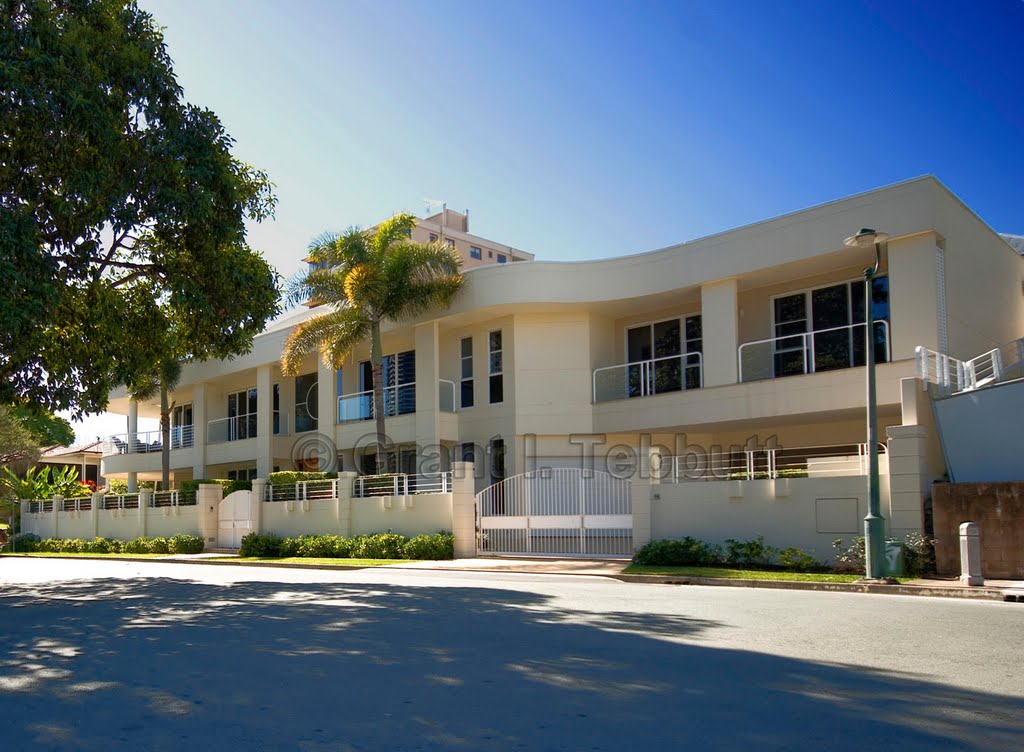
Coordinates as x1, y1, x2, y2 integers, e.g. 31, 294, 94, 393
959, 522, 984, 586
127, 472, 138, 494
451, 461, 477, 558
885, 424, 928, 536
631, 481, 653, 550
700, 278, 739, 387
256, 366, 273, 478
336, 471, 356, 536
139, 488, 152, 536
196, 482, 223, 548
415, 321, 441, 473
52, 495, 61, 538
90, 492, 103, 538
315, 357, 337, 471
191, 382, 208, 479
250, 478, 267, 534
127, 400, 138, 453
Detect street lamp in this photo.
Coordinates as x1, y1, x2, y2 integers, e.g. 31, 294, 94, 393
844, 228, 889, 580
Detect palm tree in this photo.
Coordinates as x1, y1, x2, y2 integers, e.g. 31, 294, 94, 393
126, 355, 183, 491
281, 213, 464, 473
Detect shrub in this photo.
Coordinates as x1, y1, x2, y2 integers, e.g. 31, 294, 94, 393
354, 532, 405, 560
223, 479, 252, 495
123, 537, 150, 554
832, 537, 866, 573
9, 533, 40, 552
86, 537, 113, 554
296, 534, 342, 558
723, 536, 778, 567
331, 536, 353, 558
168, 534, 204, 554
403, 532, 454, 560
278, 536, 300, 557
146, 537, 170, 554
239, 532, 283, 558
268, 471, 334, 485
900, 532, 936, 577
779, 546, 820, 571
633, 538, 720, 567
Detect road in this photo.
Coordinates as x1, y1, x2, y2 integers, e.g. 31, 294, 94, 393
1, 557, 1021, 751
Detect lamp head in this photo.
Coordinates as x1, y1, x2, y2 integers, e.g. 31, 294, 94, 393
844, 228, 890, 248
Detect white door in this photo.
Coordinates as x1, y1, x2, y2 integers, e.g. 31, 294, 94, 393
217, 490, 253, 549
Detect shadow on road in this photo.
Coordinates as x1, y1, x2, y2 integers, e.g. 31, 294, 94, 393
0, 575, 1020, 750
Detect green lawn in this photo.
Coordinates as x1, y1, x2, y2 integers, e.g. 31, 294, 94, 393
205, 557, 413, 567
623, 564, 869, 583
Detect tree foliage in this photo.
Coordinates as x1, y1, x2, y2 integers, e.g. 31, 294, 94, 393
0, 0, 280, 417
281, 213, 464, 470
0, 404, 73, 465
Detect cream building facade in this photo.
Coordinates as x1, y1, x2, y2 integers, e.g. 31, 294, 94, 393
98, 177, 1024, 553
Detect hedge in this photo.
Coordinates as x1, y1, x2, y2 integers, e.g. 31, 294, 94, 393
238, 531, 454, 560
180, 479, 251, 495
6, 534, 204, 555
267, 471, 335, 485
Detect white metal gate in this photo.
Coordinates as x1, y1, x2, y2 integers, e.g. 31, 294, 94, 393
476, 469, 632, 556
218, 490, 253, 549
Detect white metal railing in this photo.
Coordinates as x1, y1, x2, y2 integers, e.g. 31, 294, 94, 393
102, 494, 140, 510
151, 490, 198, 507
353, 472, 453, 497
207, 414, 258, 444
102, 430, 163, 455
916, 337, 1024, 394
24, 499, 54, 514
59, 497, 92, 512
439, 379, 457, 413
264, 479, 339, 502
592, 352, 704, 403
738, 321, 891, 383
664, 442, 887, 482
170, 425, 195, 450
337, 383, 416, 423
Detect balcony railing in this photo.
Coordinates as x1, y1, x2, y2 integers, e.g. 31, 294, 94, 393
916, 337, 1024, 394
738, 321, 891, 383
353, 472, 452, 497
208, 414, 258, 444
592, 352, 703, 403
663, 442, 887, 482
265, 479, 339, 502
151, 490, 198, 507
101, 428, 194, 456
337, 383, 416, 423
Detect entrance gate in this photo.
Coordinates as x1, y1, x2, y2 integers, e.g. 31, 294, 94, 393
218, 490, 253, 549
476, 468, 632, 556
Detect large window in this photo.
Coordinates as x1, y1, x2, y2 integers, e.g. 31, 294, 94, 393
460, 337, 474, 408
227, 388, 258, 440
355, 349, 416, 418
489, 331, 503, 404
773, 277, 890, 377
625, 315, 702, 398
294, 372, 318, 432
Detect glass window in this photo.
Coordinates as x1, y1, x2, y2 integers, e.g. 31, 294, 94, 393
460, 336, 474, 408
497, 254, 506, 264
470, 246, 482, 259
294, 372, 318, 432
429, 233, 438, 242
445, 238, 455, 249
489, 331, 503, 404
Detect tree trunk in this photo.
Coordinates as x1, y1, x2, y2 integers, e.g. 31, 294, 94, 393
160, 383, 171, 491
370, 321, 389, 473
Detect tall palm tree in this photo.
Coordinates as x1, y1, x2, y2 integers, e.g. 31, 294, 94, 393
282, 213, 464, 473
126, 355, 183, 490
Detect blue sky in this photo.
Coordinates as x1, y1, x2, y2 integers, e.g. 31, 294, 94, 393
73, 0, 1024, 441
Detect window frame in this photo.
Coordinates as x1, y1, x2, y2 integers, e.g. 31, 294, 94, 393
460, 336, 474, 409
488, 330, 504, 405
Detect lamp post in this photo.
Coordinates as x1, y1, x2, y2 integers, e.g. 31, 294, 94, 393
844, 228, 889, 580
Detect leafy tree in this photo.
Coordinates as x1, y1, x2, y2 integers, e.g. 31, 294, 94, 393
1, 0, 280, 418
125, 353, 181, 490
0, 404, 73, 465
281, 214, 464, 472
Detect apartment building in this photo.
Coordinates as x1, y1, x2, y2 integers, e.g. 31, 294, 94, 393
99, 176, 1024, 548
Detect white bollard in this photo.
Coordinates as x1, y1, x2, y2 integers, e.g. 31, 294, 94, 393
958, 521, 984, 587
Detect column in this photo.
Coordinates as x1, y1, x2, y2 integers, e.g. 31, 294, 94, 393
127, 472, 138, 494
127, 399, 138, 453
700, 278, 739, 387
192, 382, 208, 479
451, 461, 476, 558
256, 366, 273, 478
415, 321, 441, 471
336, 471, 356, 537
250, 478, 267, 535
139, 488, 152, 536
196, 482, 223, 548
885, 424, 929, 537
316, 358, 336, 471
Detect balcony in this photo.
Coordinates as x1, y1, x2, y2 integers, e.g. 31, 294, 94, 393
592, 353, 703, 404
738, 321, 890, 383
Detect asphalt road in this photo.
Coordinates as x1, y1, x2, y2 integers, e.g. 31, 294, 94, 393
1, 558, 1022, 751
